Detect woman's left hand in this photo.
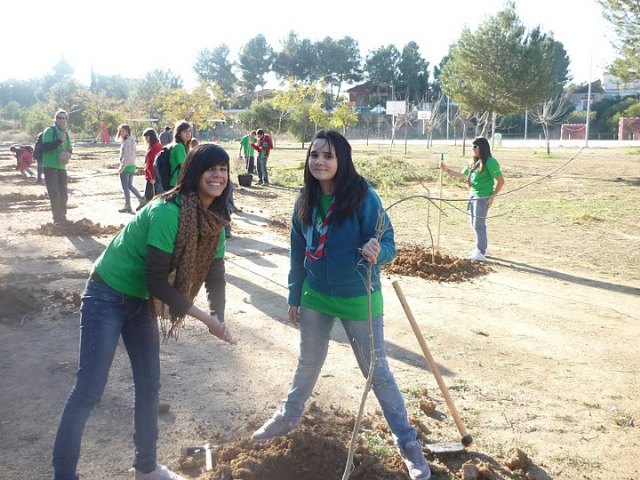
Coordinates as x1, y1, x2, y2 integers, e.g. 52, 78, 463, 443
361, 238, 380, 264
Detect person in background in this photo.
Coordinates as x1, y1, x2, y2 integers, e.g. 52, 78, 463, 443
42, 109, 73, 224
51, 144, 235, 480
117, 124, 146, 213
168, 121, 191, 188
189, 138, 199, 149
439, 136, 505, 261
143, 128, 163, 202
251, 128, 273, 185
10, 144, 36, 179
159, 126, 173, 146
251, 130, 431, 480
238, 130, 257, 174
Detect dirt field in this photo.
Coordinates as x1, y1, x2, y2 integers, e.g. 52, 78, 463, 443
0, 141, 638, 480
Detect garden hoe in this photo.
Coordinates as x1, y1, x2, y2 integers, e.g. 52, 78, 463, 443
392, 280, 473, 454
181, 443, 214, 471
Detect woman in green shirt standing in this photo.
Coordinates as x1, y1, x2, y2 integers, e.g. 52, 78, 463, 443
52, 144, 235, 480
168, 120, 192, 188
440, 136, 505, 262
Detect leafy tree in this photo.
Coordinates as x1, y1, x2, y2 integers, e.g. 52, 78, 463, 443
440, 2, 569, 134
89, 74, 132, 100
272, 80, 317, 135
330, 102, 359, 135
239, 100, 281, 135
315, 36, 363, 101
364, 45, 401, 102
396, 42, 430, 104
194, 44, 237, 99
0, 79, 38, 108
156, 83, 224, 133
238, 35, 275, 94
599, 0, 640, 81
273, 32, 317, 83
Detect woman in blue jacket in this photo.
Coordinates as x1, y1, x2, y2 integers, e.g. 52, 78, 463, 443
252, 130, 430, 480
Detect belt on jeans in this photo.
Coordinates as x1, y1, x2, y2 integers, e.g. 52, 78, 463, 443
89, 270, 109, 287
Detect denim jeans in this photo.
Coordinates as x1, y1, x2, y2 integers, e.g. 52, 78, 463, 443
282, 307, 417, 446
257, 155, 269, 183
120, 172, 143, 208
52, 277, 160, 479
468, 195, 489, 254
44, 167, 68, 222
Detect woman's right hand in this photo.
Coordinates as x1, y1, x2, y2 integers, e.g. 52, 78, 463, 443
204, 313, 236, 344
288, 305, 300, 326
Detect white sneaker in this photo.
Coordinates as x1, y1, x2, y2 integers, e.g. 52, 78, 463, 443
135, 464, 185, 480
468, 250, 487, 261
251, 411, 300, 442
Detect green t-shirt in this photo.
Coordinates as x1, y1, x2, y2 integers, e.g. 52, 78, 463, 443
169, 143, 187, 187
240, 135, 256, 157
299, 194, 383, 320
463, 156, 502, 197
42, 125, 73, 170
94, 197, 225, 299
123, 164, 136, 174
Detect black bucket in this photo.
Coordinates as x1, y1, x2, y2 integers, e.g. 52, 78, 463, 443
237, 173, 253, 187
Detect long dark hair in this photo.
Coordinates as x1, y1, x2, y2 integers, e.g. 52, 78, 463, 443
143, 127, 159, 147
174, 144, 231, 220
174, 120, 191, 149
472, 137, 491, 172
298, 130, 368, 226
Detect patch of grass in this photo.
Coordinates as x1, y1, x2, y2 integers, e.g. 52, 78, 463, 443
612, 413, 635, 427
354, 154, 432, 190
572, 211, 603, 224
554, 452, 602, 469
582, 401, 601, 409
363, 433, 394, 461
272, 161, 305, 187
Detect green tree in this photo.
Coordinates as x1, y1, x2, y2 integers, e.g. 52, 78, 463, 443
315, 36, 363, 101
440, 2, 569, 133
194, 44, 237, 99
330, 102, 359, 135
273, 32, 317, 83
156, 83, 224, 133
364, 45, 401, 102
238, 100, 281, 135
396, 41, 430, 104
238, 35, 274, 94
599, 0, 640, 81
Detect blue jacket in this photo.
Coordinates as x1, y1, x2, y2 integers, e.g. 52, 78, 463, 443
288, 186, 396, 305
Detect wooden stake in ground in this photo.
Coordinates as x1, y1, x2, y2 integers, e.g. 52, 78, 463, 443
436, 153, 445, 252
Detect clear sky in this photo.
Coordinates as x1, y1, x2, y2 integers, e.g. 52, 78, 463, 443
2, 0, 614, 90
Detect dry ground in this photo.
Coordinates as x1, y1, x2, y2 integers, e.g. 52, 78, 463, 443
0, 141, 638, 480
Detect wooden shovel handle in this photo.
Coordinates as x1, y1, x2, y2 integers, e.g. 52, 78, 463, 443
392, 280, 472, 446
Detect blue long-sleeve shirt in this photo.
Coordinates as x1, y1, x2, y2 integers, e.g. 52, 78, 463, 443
288, 185, 396, 305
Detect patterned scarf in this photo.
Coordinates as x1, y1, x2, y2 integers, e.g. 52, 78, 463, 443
305, 197, 335, 262
149, 191, 228, 340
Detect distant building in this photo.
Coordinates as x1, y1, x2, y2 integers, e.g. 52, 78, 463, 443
602, 74, 640, 98
569, 80, 605, 112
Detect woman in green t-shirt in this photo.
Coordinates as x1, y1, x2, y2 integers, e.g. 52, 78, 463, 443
439, 136, 505, 262
52, 144, 234, 480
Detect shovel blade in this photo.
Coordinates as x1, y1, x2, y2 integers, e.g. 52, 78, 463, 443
426, 442, 466, 454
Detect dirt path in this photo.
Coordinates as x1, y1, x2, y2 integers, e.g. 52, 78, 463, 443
0, 146, 638, 480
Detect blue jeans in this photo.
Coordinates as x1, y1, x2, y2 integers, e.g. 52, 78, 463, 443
120, 171, 143, 208
282, 307, 417, 446
468, 195, 489, 254
52, 277, 160, 479
257, 155, 269, 183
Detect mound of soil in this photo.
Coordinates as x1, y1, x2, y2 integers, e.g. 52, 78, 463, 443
178, 404, 411, 480
385, 245, 492, 282
27, 218, 124, 236
0, 286, 43, 321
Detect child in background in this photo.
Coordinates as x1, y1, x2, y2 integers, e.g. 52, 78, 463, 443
10, 144, 37, 179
